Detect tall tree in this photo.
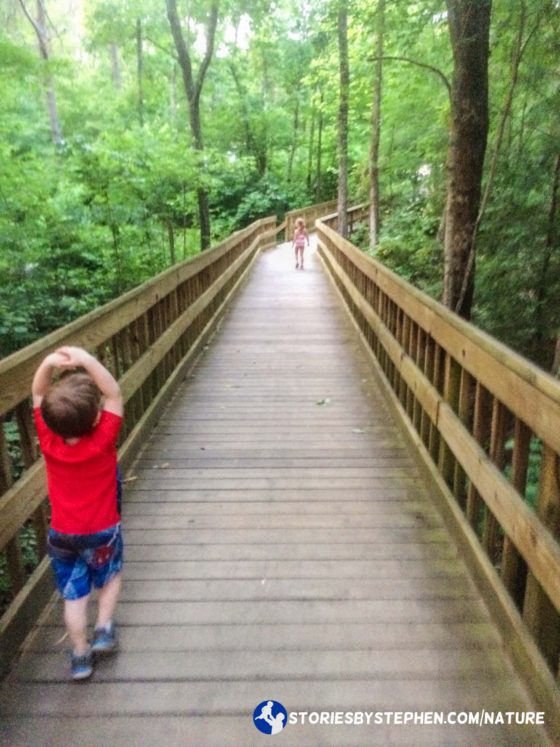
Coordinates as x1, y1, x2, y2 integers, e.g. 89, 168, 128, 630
442, 0, 492, 318
166, 0, 219, 250
136, 18, 144, 126
535, 152, 560, 365
337, 0, 349, 238
18, 0, 63, 146
454, 0, 543, 314
368, 0, 385, 249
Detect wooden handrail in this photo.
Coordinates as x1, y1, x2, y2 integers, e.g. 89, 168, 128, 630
316, 215, 560, 731
0, 215, 275, 676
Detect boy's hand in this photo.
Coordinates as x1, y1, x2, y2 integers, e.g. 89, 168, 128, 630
58, 346, 123, 416
32, 349, 73, 406
44, 350, 72, 369
55, 346, 92, 369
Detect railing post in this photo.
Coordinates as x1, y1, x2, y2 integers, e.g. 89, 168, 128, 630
501, 418, 531, 606
0, 424, 26, 595
465, 382, 492, 529
438, 355, 461, 488
522, 444, 560, 671
482, 399, 508, 564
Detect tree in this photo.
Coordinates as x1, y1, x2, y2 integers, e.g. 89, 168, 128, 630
368, 0, 385, 249
337, 0, 349, 238
17, 0, 63, 145
442, 0, 492, 319
166, 0, 219, 250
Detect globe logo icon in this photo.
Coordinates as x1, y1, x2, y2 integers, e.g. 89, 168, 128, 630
253, 699, 288, 735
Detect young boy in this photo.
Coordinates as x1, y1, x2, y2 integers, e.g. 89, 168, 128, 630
32, 346, 124, 680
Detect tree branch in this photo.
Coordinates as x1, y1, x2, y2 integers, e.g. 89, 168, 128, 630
194, 2, 219, 103
369, 55, 451, 98
144, 35, 178, 62
166, 0, 195, 102
17, 0, 48, 58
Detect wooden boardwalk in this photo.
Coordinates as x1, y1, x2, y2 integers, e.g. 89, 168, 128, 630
0, 242, 551, 746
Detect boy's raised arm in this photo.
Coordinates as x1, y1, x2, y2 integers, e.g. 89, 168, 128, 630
57, 347, 124, 416
32, 351, 71, 408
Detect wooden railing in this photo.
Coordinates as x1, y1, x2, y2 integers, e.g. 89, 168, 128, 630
284, 201, 367, 241
316, 215, 560, 729
0, 215, 275, 677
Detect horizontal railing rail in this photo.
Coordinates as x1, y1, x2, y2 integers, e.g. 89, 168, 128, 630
284, 201, 368, 242
284, 200, 337, 240
0, 215, 275, 676
316, 216, 560, 732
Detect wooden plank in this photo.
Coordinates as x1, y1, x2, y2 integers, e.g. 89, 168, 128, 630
0, 678, 533, 717
15, 648, 505, 683
25, 620, 499, 652
121, 528, 449, 546
118, 558, 462, 580
106, 542, 463, 562
110, 577, 474, 603
122, 499, 434, 515
123, 513, 440, 530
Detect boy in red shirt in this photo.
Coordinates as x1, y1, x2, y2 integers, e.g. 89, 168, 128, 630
32, 346, 124, 680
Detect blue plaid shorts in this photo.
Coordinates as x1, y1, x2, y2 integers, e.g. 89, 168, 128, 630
47, 523, 123, 601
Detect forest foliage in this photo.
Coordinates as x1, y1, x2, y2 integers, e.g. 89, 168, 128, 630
1, 0, 559, 370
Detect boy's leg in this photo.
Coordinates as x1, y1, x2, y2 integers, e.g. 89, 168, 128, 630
95, 571, 122, 630
64, 595, 90, 656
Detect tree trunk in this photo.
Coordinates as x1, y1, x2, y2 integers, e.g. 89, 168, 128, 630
228, 59, 266, 177
368, 0, 385, 249
19, 0, 63, 145
454, 0, 537, 315
136, 19, 144, 127
287, 95, 300, 183
315, 89, 324, 202
167, 219, 176, 265
306, 99, 315, 193
337, 0, 349, 238
166, 0, 218, 250
534, 153, 560, 366
110, 43, 122, 89
170, 63, 177, 124
443, 0, 491, 319
552, 335, 560, 378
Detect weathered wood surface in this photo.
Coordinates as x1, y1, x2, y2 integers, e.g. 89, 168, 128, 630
0, 242, 550, 746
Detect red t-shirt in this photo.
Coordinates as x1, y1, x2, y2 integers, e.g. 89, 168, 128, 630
34, 408, 123, 534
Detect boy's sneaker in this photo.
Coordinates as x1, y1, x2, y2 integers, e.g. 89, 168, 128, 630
71, 649, 93, 681
91, 622, 117, 654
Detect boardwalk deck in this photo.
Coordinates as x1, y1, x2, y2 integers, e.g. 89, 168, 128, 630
0, 242, 551, 746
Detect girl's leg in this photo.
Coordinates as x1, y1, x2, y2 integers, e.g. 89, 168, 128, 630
64, 595, 90, 655
96, 571, 122, 630
294, 246, 299, 268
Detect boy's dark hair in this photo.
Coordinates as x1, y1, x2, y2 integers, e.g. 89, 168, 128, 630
41, 372, 102, 438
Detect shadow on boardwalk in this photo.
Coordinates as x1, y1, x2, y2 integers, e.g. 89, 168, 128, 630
0, 241, 551, 746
